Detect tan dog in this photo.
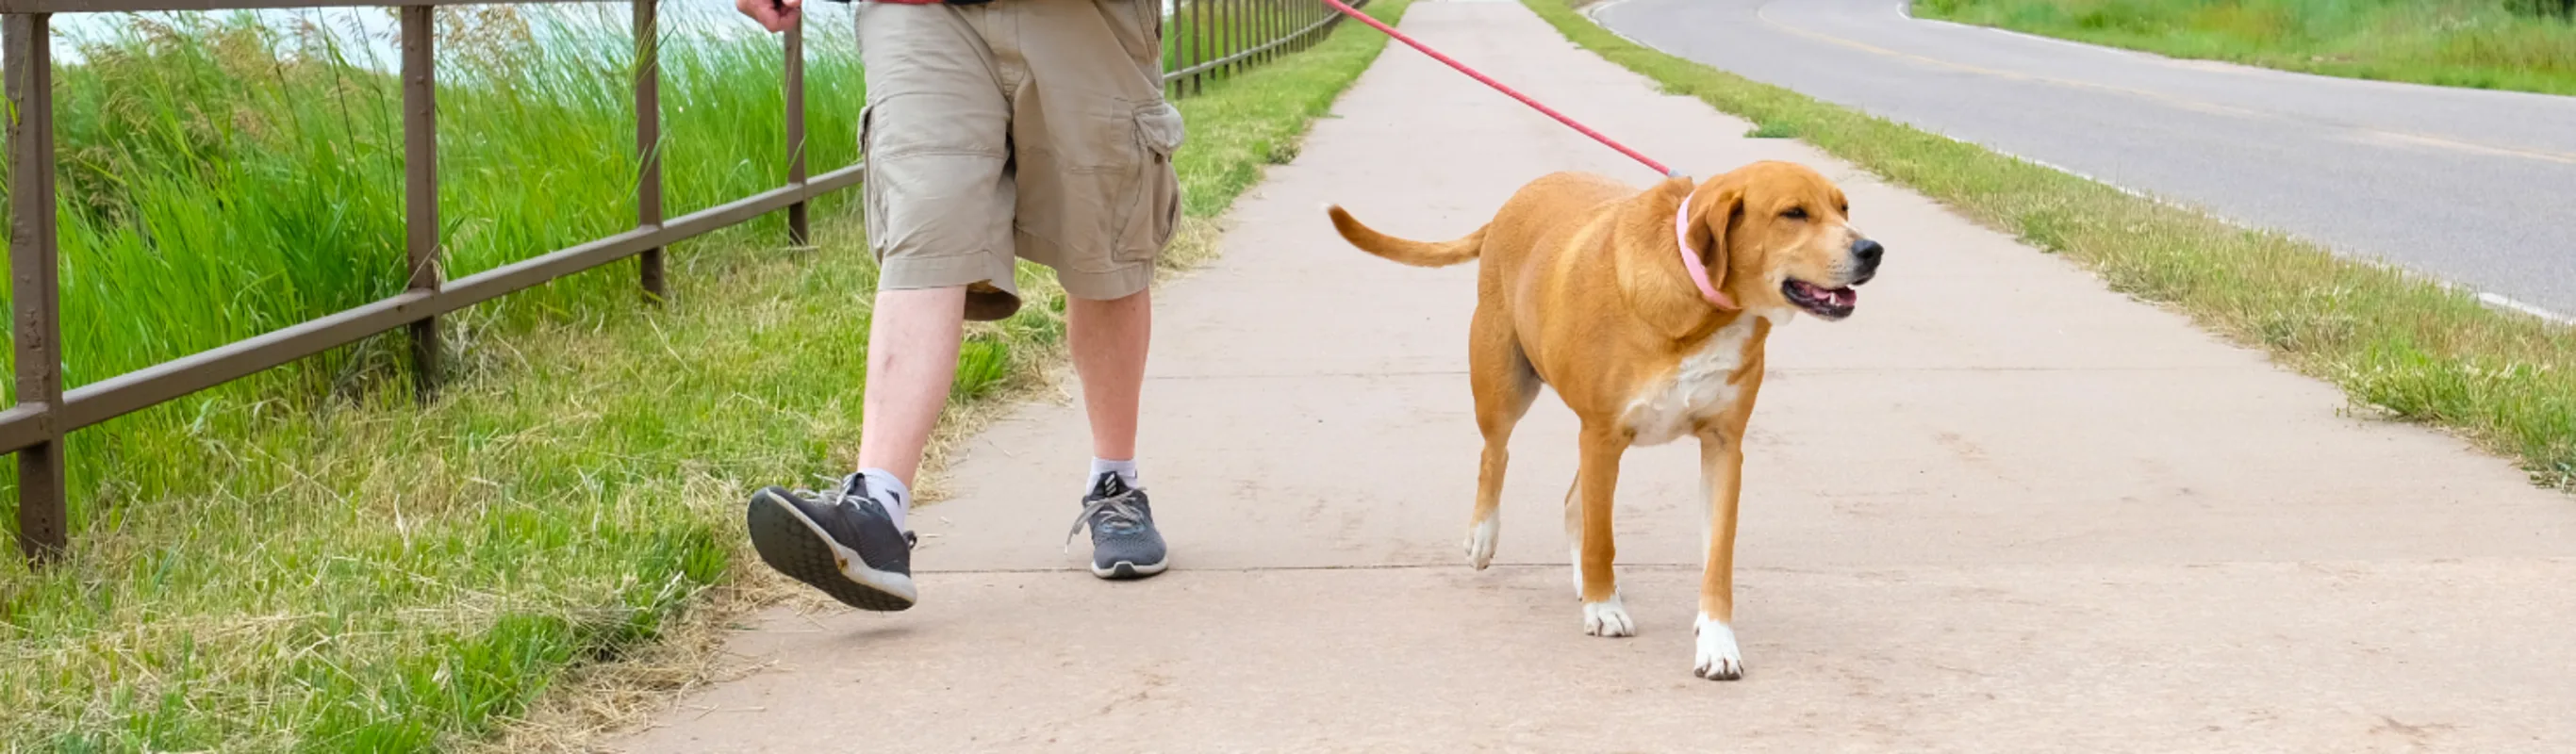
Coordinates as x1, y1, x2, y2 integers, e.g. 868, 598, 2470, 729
1324, 161, 1882, 680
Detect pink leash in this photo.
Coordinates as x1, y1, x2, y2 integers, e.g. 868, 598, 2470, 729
1315, 0, 1677, 178
1314, 0, 1736, 309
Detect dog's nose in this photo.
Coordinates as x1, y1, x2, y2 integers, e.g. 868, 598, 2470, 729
1851, 238, 1884, 266
1848, 238, 1883, 285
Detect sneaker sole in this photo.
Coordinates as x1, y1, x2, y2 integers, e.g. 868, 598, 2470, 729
1092, 556, 1169, 580
747, 489, 918, 612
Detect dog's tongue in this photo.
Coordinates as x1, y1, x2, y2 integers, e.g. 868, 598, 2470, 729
1793, 280, 1857, 307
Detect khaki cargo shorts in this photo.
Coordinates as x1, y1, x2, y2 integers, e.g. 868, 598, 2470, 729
857, 0, 1186, 321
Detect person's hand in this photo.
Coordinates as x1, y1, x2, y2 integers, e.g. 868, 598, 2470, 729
737, 0, 801, 33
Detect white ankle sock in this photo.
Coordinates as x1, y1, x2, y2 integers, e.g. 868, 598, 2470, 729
855, 467, 911, 532
1090, 458, 1141, 490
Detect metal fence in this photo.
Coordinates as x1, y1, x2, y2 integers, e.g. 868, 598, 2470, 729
3, 0, 1360, 563
1164, 0, 1361, 98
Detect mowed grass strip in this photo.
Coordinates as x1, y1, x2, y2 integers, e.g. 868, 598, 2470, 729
1913, 0, 2576, 97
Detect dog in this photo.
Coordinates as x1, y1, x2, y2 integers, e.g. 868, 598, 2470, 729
1324, 160, 1882, 680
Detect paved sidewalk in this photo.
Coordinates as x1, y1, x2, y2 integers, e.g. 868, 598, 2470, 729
618, 2, 2576, 751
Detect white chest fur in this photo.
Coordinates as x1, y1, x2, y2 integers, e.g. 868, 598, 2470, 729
1622, 314, 1775, 446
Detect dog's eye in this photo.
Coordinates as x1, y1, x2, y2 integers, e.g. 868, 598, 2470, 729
1783, 207, 1808, 221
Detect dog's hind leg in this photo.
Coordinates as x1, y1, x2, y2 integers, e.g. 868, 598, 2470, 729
1465, 310, 1539, 571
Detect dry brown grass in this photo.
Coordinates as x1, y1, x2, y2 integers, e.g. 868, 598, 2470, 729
459, 216, 1234, 753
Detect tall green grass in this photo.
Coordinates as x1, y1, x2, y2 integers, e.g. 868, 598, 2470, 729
3, 4, 862, 533
1915, 0, 2576, 95
1, 0, 1412, 748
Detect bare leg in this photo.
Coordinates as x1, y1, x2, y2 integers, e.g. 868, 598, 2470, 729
855, 287, 970, 487
1068, 287, 1151, 462
744, 285, 962, 613
1065, 287, 1170, 581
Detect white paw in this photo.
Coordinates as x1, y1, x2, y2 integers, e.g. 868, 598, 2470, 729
1464, 516, 1498, 570
1693, 614, 1744, 680
1582, 594, 1637, 637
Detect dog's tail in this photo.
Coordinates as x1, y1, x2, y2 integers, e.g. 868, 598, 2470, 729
1325, 205, 1485, 268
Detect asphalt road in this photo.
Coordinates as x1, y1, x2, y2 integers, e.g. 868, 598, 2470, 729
1593, 0, 2576, 317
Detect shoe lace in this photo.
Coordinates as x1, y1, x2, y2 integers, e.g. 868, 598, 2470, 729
801, 474, 865, 508
1065, 486, 1148, 549
799, 474, 919, 547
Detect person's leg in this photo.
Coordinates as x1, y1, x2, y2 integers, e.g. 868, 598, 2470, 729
1065, 286, 1165, 579
855, 287, 969, 493
1068, 287, 1150, 475
744, 0, 1016, 612
1005, 0, 1184, 579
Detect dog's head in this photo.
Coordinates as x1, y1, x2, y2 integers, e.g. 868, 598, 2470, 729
1681, 161, 1883, 320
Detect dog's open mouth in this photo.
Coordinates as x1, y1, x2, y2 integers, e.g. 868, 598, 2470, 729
1783, 279, 1858, 320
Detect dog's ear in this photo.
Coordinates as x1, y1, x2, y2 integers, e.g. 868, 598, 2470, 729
1686, 185, 1745, 310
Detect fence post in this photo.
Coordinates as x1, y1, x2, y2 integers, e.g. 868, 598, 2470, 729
401, 7, 442, 400
636, 0, 666, 302
1310, 0, 1322, 49
1306, 0, 1320, 50
1191, 0, 1205, 95
1293, 0, 1305, 52
1293, 0, 1304, 51
785, 12, 810, 247
7, 11, 65, 563
1162, 1, 1175, 100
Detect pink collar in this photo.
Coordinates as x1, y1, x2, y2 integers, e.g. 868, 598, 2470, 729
1674, 187, 1739, 310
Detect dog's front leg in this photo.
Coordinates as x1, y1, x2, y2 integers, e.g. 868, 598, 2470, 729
1576, 424, 1635, 637
1693, 430, 1747, 680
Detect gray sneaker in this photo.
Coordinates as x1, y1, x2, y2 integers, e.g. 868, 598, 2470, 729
1065, 473, 1168, 579
746, 473, 918, 611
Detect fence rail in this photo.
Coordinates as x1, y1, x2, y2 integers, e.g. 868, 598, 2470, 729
4, 0, 1359, 562
1165, 0, 1360, 98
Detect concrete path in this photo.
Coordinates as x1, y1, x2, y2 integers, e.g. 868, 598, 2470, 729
1593, 0, 2576, 317
617, 3, 2576, 751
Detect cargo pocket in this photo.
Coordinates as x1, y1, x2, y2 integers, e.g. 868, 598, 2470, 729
1117, 101, 1187, 263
